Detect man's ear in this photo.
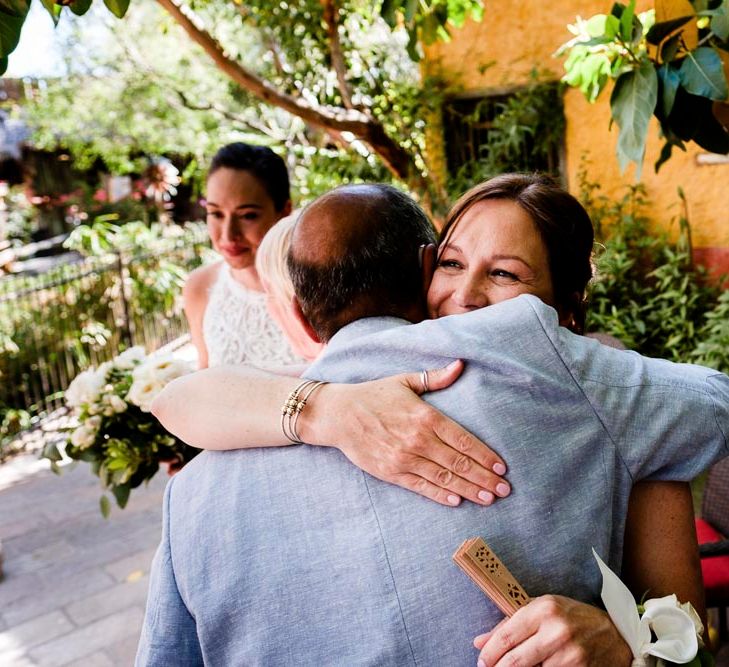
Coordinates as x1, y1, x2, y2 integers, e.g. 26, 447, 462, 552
420, 243, 437, 296
281, 199, 293, 217
292, 297, 322, 344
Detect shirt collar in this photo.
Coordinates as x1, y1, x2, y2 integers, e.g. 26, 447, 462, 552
323, 316, 411, 354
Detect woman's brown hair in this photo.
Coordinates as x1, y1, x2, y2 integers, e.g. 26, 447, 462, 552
439, 173, 594, 333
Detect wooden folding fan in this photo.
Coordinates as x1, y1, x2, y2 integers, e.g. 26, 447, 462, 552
453, 537, 530, 617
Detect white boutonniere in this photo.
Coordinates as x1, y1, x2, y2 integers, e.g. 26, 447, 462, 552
592, 549, 713, 667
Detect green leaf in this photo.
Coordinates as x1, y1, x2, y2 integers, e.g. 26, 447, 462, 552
610, 61, 658, 177
0, 0, 31, 59
404, 0, 418, 23
605, 14, 621, 38
610, 2, 626, 20
580, 53, 612, 102
421, 12, 441, 44
102, 0, 130, 19
620, 0, 637, 42
405, 26, 420, 60
658, 63, 681, 117
0, 55, 7, 75
70, 0, 93, 17
585, 14, 610, 37
42, 441, 63, 462
646, 16, 694, 45
679, 47, 729, 100
446, 0, 467, 26
660, 33, 681, 62
693, 97, 729, 153
380, 0, 397, 28
40, 0, 62, 26
465, 0, 483, 23
655, 120, 687, 172
112, 483, 131, 508
100, 495, 111, 518
711, 2, 729, 41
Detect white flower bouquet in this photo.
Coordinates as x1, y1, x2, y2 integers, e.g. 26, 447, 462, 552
43, 346, 198, 515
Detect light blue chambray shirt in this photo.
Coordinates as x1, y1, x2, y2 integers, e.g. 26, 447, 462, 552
136, 295, 729, 666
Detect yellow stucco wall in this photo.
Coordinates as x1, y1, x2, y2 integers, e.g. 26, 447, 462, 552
424, 0, 729, 259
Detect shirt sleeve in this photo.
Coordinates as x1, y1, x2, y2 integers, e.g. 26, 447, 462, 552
538, 299, 729, 482
135, 478, 204, 667
628, 368, 729, 481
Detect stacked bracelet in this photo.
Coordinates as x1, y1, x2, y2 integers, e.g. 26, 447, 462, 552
281, 380, 328, 444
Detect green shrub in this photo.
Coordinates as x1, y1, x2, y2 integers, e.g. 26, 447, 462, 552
689, 290, 729, 372
447, 76, 565, 198
0, 405, 31, 461
583, 175, 727, 372
0, 220, 210, 434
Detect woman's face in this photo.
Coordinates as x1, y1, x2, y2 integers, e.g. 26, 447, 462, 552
427, 199, 556, 318
205, 167, 283, 270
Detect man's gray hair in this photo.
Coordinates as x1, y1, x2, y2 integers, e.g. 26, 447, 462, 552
287, 184, 436, 341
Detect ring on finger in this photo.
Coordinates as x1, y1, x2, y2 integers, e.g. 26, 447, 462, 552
420, 370, 430, 393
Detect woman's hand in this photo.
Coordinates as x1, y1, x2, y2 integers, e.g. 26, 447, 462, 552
473, 595, 632, 666
299, 360, 511, 507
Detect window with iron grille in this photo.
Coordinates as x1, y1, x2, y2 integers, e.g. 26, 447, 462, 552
442, 82, 565, 193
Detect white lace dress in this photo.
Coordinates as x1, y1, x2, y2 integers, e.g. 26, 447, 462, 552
202, 264, 302, 367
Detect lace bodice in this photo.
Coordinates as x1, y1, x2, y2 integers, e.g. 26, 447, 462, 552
202, 264, 302, 368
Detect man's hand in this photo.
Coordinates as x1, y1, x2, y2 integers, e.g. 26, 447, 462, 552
300, 360, 510, 507
474, 595, 633, 666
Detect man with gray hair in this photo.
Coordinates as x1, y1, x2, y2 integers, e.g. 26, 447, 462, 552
139, 184, 728, 666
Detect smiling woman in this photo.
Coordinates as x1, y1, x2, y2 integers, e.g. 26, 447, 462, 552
181, 143, 302, 369
433, 174, 595, 333
429, 199, 557, 319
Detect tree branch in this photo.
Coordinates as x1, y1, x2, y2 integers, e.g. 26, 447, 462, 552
320, 0, 355, 110
266, 32, 287, 80
155, 0, 369, 132
154, 0, 432, 198
172, 91, 287, 141
116, 30, 287, 143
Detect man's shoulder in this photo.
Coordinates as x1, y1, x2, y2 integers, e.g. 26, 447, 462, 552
307, 296, 563, 384
166, 449, 249, 511
353, 295, 553, 344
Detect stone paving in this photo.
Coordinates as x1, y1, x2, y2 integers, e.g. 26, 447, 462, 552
0, 451, 167, 666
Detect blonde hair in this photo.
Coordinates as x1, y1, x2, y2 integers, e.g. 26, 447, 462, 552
256, 210, 324, 362
255, 211, 300, 307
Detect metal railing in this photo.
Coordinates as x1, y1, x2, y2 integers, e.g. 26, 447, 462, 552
0, 227, 209, 425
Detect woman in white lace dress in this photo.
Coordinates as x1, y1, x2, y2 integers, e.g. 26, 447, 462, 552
183, 143, 303, 368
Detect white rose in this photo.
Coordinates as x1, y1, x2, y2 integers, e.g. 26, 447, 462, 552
114, 346, 146, 370
126, 354, 191, 411
108, 394, 127, 413
87, 416, 102, 430
126, 377, 166, 412
65, 368, 106, 408
97, 361, 113, 380
141, 355, 193, 385
70, 425, 96, 449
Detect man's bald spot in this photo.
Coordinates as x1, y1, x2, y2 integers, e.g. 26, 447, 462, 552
291, 185, 392, 265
